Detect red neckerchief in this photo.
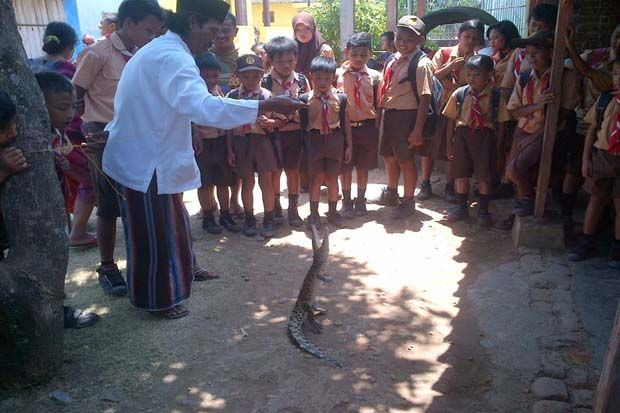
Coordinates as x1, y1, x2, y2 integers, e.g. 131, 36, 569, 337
469, 89, 487, 135
609, 98, 620, 154
240, 87, 260, 134
513, 49, 526, 81
379, 56, 398, 104
318, 94, 331, 135
352, 71, 366, 107
524, 70, 550, 129
274, 74, 295, 97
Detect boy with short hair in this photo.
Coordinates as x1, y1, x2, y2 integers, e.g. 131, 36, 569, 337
262, 36, 310, 227
377, 15, 434, 219
194, 52, 240, 234
504, 31, 579, 217
568, 58, 620, 268
444, 55, 507, 226
226, 54, 279, 238
337, 32, 381, 217
73, 0, 164, 296
300, 57, 353, 229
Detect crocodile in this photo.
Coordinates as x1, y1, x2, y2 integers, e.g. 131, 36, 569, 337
288, 226, 341, 368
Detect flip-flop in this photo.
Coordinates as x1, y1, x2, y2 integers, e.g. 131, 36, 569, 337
63, 306, 100, 329
193, 268, 220, 281
70, 237, 98, 251
154, 305, 189, 320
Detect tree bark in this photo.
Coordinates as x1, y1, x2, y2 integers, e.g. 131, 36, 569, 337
0, 0, 68, 388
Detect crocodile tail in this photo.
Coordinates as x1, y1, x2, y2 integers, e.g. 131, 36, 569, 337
288, 323, 342, 368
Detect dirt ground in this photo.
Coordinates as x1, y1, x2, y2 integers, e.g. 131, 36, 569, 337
3, 170, 530, 412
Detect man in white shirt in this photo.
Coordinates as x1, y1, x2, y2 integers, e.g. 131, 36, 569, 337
102, 0, 304, 319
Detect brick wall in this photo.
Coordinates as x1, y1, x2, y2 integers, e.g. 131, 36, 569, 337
572, 0, 620, 50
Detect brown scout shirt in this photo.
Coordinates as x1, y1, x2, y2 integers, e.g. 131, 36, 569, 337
305, 88, 342, 131
379, 51, 434, 110
583, 95, 620, 151
443, 85, 509, 131
72, 32, 135, 123
268, 70, 309, 132
227, 86, 272, 136
500, 48, 531, 91
336, 62, 381, 122
432, 46, 475, 106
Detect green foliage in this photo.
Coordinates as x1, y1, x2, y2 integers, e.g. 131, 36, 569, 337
309, 0, 387, 60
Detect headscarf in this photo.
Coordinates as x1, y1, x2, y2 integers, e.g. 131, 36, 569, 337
292, 12, 326, 74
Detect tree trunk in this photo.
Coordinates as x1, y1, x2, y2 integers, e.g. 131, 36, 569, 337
0, 0, 68, 388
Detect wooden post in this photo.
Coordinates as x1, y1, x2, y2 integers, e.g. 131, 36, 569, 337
262, 0, 270, 27
533, 0, 572, 219
235, 0, 247, 26
417, 0, 426, 17
593, 300, 620, 412
387, 0, 397, 31
340, 0, 354, 53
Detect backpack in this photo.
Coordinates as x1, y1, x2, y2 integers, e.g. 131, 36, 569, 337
454, 85, 502, 127
299, 92, 348, 137
596, 92, 614, 132
518, 70, 533, 90
262, 72, 308, 96
390, 49, 444, 138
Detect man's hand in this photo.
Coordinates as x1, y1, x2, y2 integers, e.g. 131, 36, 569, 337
257, 115, 278, 131
258, 96, 307, 116
407, 129, 424, 149
0, 147, 28, 175
344, 147, 353, 164
192, 134, 203, 155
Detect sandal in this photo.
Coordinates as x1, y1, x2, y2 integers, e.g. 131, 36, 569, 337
154, 305, 189, 320
63, 305, 100, 329
193, 267, 220, 281
70, 236, 98, 251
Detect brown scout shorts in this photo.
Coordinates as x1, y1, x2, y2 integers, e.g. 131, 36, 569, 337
341, 120, 379, 173
195, 136, 234, 187
506, 127, 544, 181
276, 129, 304, 171
232, 133, 279, 177
584, 149, 620, 198
304, 129, 344, 177
452, 127, 497, 181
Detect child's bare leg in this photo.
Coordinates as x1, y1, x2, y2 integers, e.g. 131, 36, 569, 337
230, 177, 242, 213
340, 170, 352, 195
357, 169, 369, 194
197, 185, 215, 214
384, 156, 400, 189
286, 169, 300, 195
69, 198, 96, 245
310, 174, 323, 203
399, 160, 417, 199
421, 156, 433, 183
583, 194, 607, 236
272, 170, 282, 196
326, 175, 339, 202
216, 185, 230, 211
455, 178, 470, 195
258, 172, 275, 213
241, 175, 255, 214
97, 216, 117, 263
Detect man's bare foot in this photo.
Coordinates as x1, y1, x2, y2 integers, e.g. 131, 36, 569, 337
154, 305, 189, 320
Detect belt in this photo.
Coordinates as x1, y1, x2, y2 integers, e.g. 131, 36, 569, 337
384, 108, 415, 113
308, 128, 340, 134
350, 119, 374, 128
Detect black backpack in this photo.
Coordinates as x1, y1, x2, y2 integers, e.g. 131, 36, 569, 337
454, 85, 502, 127
299, 92, 348, 137
596, 92, 614, 132
388, 49, 444, 138
262, 72, 308, 96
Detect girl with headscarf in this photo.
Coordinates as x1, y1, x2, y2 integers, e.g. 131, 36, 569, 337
292, 11, 334, 75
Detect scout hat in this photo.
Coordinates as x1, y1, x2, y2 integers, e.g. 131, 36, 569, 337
397, 15, 426, 36
236, 54, 264, 72
512, 31, 554, 49
176, 0, 229, 22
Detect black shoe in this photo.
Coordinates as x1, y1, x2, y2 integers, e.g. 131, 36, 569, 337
416, 181, 432, 201
567, 237, 597, 261
261, 219, 275, 238
561, 213, 574, 231
445, 183, 458, 204
327, 211, 347, 228
339, 199, 355, 219
514, 198, 534, 217
242, 217, 258, 237
391, 199, 416, 219
219, 213, 241, 233
493, 183, 515, 199
97, 264, 127, 296
274, 203, 284, 225
306, 213, 322, 230
494, 214, 515, 231
64, 306, 100, 329
354, 197, 368, 216
202, 216, 222, 234
288, 207, 303, 227
477, 211, 492, 227
609, 244, 620, 269
370, 187, 399, 206
447, 205, 469, 222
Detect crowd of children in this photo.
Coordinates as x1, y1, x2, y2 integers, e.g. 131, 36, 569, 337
0, 1, 619, 324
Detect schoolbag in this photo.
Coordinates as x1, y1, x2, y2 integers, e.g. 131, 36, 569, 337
596, 92, 614, 132
518, 70, 533, 90
299, 92, 348, 136
454, 85, 502, 126
389, 49, 444, 138
262, 72, 308, 96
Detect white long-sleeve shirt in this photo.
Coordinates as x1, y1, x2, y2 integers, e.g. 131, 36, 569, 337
103, 31, 258, 194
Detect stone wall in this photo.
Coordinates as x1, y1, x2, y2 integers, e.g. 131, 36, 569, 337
572, 0, 620, 50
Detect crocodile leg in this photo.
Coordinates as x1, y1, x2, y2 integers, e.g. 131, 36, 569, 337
305, 304, 323, 334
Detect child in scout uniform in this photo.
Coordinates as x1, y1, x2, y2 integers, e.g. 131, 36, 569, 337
504, 31, 579, 218
568, 58, 620, 268
377, 15, 434, 219
301, 57, 353, 229
336, 32, 381, 218
444, 55, 508, 227
194, 52, 240, 235
417, 19, 485, 203
226, 54, 279, 238
262, 36, 310, 227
